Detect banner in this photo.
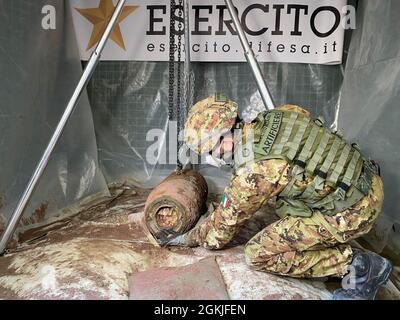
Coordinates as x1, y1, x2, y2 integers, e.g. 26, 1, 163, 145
69, 0, 347, 64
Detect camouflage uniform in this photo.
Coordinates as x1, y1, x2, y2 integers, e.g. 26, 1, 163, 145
184, 94, 238, 155
184, 100, 384, 278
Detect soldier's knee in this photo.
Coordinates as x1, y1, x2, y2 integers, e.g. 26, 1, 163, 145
244, 242, 255, 266
244, 241, 269, 267
245, 240, 291, 274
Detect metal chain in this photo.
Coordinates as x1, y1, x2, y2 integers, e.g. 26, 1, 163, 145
169, 0, 185, 171
183, 0, 194, 123
168, 0, 176, 122
189, 70, 195, 113
176, 0, 184, 170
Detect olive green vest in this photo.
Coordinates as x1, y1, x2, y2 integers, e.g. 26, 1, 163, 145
234, 110, 377, 218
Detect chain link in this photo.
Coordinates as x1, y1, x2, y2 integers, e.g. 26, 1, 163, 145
176, 0, 184, 170
169, 0, 185, 170
168, 0, 176, 122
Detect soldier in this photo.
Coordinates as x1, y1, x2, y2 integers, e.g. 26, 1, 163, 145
162, 94, 392, 300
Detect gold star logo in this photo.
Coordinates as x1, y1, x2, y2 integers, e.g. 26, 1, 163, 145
76, 0, 139, 51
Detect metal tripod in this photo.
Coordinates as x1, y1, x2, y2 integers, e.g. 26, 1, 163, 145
0, 0, 128, 255
224, 0, 275, 111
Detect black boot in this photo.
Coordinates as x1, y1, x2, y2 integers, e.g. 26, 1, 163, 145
333, 248, 393, 300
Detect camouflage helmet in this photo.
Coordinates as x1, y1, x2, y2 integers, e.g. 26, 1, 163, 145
184, 93, 238, 154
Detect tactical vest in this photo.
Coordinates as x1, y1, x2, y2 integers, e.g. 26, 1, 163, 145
234, 110, 377, 218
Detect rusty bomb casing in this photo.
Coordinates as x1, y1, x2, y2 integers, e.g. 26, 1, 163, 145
144, 170, 208, 240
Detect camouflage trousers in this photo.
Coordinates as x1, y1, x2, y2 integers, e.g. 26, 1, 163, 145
244, 174, 384, 278
186, 159, 384, 278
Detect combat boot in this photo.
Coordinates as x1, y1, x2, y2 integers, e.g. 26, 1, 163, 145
333, 248, 392, 300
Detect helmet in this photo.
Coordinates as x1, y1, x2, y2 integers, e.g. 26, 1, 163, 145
184, 94, 238, 155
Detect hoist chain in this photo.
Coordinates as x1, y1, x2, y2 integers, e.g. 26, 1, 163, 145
168, 0, 176, 122
176, 0, 184, 170
168, 0, 185, 171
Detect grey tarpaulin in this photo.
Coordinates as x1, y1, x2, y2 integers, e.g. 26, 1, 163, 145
338, 0, 400, 247
1, 0, 399, 250
339, 0, 400, 223
87, 61, 343, 191
0, 0, 108, 232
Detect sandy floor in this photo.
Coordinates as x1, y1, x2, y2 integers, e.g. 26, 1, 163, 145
0, 183, 398, 300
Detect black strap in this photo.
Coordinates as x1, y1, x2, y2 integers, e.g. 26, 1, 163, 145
337, 181, 351, 192
370, 160, 381, 177
314, 169, 328, 179
294, 159, 306, 168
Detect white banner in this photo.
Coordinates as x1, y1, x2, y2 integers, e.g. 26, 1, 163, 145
69, 0, 347, 64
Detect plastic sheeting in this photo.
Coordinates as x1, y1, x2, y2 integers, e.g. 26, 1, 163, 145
337, 0, 400, 254
87, 61, 344, 191
338, 0, 400, 225
3, 0, 399, 243
0, 0, 108, 231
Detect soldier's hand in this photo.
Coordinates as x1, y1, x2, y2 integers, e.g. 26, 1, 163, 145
206, 202, 217, 217
157, 229, 188, 247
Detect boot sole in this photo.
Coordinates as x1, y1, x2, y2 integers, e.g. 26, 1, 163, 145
371, 259, 393, 300
333, 258, 393, 300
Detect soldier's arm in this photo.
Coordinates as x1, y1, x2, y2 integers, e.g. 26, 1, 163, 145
276, 104, 310, 116
185, 159, 289, 249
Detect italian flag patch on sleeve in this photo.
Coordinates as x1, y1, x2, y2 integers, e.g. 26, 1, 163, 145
221, 193, 230, 208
